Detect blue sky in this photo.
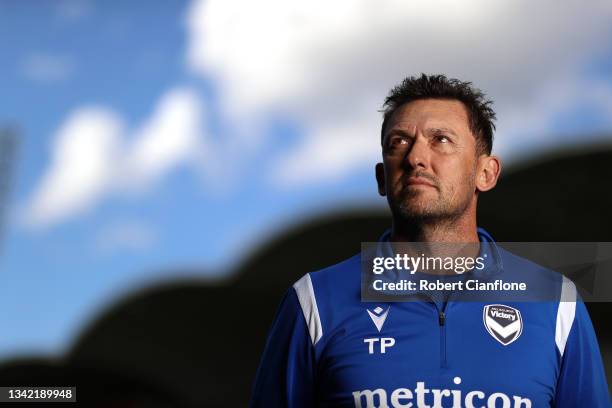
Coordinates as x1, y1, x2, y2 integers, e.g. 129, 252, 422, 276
1, 0, 612, 360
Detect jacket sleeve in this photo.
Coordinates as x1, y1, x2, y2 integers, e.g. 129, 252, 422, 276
249, 286, 317, 408
554, 301, 611, 407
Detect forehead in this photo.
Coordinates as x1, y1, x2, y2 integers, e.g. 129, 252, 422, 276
386, 99, 472, 135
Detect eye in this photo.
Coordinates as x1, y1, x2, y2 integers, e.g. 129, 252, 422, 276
434, 135, 451, 143
387, 135, 408, 147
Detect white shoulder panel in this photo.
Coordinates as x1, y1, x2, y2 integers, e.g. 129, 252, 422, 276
555, 276, 577, 357
293, 274, 323, 345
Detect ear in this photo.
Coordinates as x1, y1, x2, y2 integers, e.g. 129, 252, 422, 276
375, 162, 386, 196
475, 155, 501, 192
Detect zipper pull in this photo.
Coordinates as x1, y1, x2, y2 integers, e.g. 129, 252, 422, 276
439, 311, 446, 326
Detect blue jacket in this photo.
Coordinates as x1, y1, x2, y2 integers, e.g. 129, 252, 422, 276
250, 229, 610, 407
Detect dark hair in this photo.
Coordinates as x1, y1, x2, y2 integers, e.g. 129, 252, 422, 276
381, 74, 496, 155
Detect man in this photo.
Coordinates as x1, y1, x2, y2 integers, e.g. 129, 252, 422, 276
250, 74, 610, 407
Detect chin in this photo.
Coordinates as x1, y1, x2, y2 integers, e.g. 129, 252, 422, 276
396, 201, 442, 219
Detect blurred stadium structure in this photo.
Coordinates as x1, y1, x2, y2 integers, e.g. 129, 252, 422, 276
0, 145, 610, 406
0, 129, 18, 253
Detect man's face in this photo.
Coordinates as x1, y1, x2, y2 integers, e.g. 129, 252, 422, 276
377, 98, 480, 221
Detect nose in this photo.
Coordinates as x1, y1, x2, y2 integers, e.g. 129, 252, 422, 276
404, 134, 429, 170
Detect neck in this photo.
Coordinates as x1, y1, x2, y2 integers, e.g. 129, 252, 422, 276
390, 213, 479, 244
389, 206, 481, 276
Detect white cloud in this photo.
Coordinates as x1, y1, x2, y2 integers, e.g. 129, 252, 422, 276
24, 0, 612, 228
271, 110, 380, 186
25, 109, 122, 227
122, 88, 203, 189
21, 53, 75, 83
186, 0, 612, 186
24, 87, 206, 228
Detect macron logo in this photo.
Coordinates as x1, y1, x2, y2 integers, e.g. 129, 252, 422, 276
367, 306, 390, 332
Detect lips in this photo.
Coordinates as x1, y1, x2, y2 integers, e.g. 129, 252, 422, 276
405, 176, 436, 188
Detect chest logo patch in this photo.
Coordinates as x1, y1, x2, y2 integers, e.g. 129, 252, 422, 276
367, 306, 390, 332
483, 304, 523, 346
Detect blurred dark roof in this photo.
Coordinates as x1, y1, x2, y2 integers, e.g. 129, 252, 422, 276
479, 147, 612, 241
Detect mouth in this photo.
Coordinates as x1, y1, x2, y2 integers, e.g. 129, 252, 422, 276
404, 176, 436, 189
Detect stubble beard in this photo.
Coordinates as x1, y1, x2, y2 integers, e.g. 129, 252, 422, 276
391, 177, 475, 225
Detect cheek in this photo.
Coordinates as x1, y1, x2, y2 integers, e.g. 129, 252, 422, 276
437, 161, 475, 192
383, 162, 403, 185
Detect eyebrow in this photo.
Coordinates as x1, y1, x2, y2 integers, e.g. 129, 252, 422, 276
428, 127, 457, 135
385, 129, 412, 137
385, 127, 457, 138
